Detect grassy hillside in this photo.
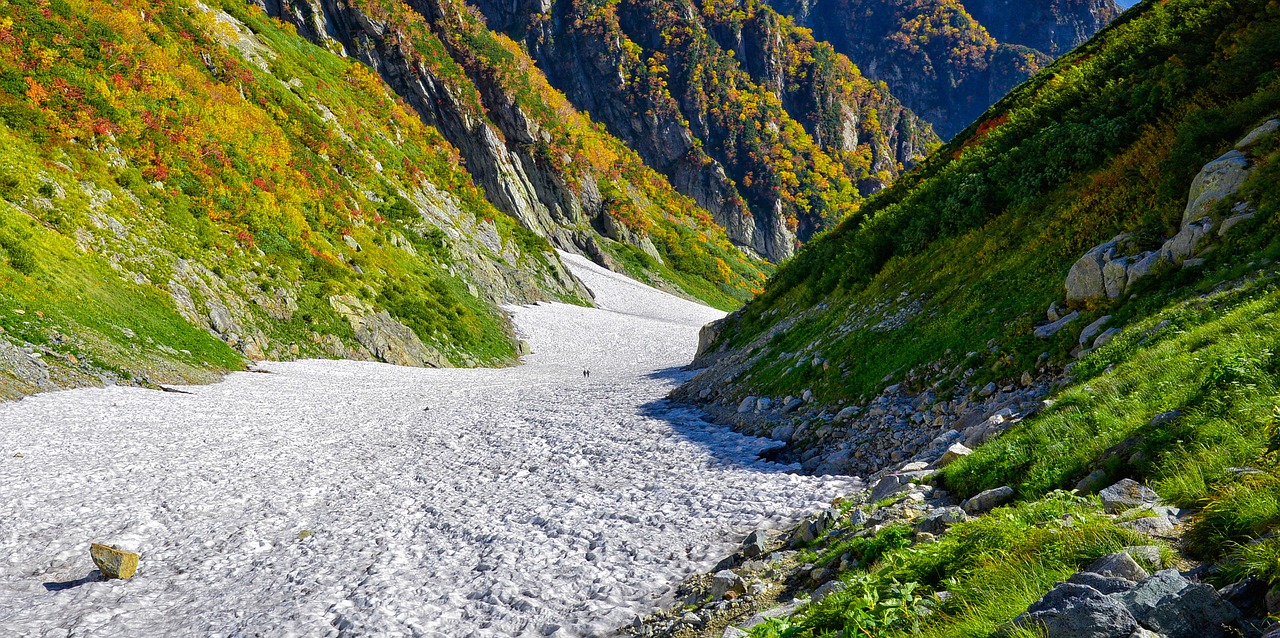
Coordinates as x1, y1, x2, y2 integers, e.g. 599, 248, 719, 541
342, 0, 771, 307
0, 0, 778, 396
684, 0, 1280, 633
709, 0, 1280, 403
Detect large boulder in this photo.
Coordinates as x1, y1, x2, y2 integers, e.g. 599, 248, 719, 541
1161, 218, 1215, 264
1085, 552, 1150, 582
1099, 479, 1159, 514
1015, 582, 1140, 638
961, 485, 1015, 514
1117, 570, 1240, 638
1066, 235, 1135, 303
1184, 150, 1252, 227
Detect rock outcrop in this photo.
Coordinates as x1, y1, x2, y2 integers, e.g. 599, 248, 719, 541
1063, 119, 1277, 304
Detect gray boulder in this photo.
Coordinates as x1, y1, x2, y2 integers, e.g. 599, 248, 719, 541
1218, 211, 1255, 236
1184, 150, 1252, 227
1162, 217, 1215, 264
935, 443, 972, 468
813, 579, 847, 603
1117, 569, 1240, 638
738, 396, 757, 414
1085, 553, 1150, 582
869, 474, 911, 503
710, 570, 746, 599
1015, 582, 1140, 638
1093, 327, 1122, 349
1119, 515, 1175, 535
1126, 250, 1172, 287
833, 406, 860, 423
961, 485, 1015, 514
915, 507, 967, 535
1123, 546, 1163, 570
1099, 479, 1159, 514
1066, 238, 1123, 303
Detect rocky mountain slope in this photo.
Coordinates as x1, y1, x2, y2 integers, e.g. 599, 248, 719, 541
767, 0, 1122, 138
451, 0, 939, 261
0, 0, 767, 398
676, 0, 1280, 633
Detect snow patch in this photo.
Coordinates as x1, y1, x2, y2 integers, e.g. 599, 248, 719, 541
0, 251, 853, 636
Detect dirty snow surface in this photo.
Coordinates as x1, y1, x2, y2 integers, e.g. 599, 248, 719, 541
0, 252, 855, 637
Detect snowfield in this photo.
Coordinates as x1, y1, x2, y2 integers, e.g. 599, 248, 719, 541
0, 252, 856, 637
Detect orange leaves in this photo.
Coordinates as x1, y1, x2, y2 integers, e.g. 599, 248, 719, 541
23, 76, 49, 105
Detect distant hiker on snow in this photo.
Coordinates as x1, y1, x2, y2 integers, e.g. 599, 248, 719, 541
582, 369, 590, 379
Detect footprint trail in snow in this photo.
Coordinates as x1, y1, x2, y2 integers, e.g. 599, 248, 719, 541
0, 252, 856, 637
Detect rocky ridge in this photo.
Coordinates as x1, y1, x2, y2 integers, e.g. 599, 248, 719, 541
464, 0, 939, 260
764, 0, 1122, 139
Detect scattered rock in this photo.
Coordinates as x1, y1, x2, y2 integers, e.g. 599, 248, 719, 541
813, 580, 847, 603
742, 530, 768, 558
1148, 410, 1183, 427
1099, 479, 1159, 514
961, 485, 1015, 514
1015, 582, 1140, 638
1037, 311, 1082, 338
914, 506, 967, 535
1093, 328, 1122, 349
90, 543, 140, 580
737, 396, 756, 414
1119, 515, 1175, 535
710, 570, 746, 599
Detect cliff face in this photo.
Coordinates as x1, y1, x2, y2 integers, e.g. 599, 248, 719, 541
255, 0, 768, 305
766, 0, 1120, 139
470, 0, 939, 261
964, 0, 1122, 55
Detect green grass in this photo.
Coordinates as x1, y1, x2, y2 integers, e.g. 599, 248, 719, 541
751, 493, 1150, 638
